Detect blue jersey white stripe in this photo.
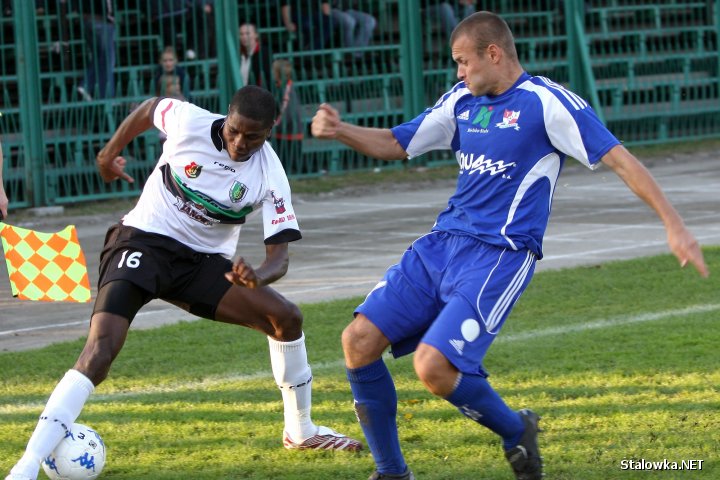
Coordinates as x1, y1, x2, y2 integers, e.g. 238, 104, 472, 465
391, 72, 620, 258
481, 250, 535, 334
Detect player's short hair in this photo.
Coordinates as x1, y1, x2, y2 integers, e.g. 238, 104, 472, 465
229, 85, 276, 128
450, 11, 519, 62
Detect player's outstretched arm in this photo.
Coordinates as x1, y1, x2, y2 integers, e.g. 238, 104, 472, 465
225, 243, 290, 288
601, 144, 708, 277
96, 97, 159, 183
311, 103, 408, 161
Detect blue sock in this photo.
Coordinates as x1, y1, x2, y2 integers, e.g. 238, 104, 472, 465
346, 359, 407, 475
446, 373, 524, 450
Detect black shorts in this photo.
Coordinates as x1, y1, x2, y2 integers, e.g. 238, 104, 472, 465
96, 223, 233, 319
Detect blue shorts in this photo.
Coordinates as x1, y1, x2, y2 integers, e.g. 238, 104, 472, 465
356, 231, 537, 376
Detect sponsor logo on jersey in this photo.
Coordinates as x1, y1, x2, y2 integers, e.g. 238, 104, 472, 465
457, 109, 470, 121
229, 181, 248, 203
172, 197, 220, 226
459, 152, 516, 177
184, 161, 202, 178
213, 161, 236, 173
472, 106, 494, 128
496, 109, 521, 130
272, 213, 296, 225
271, 190, 286, 214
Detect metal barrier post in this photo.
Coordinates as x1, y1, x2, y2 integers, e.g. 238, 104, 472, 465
398, 0, 425, 120
12, 0, 46, 207
565, 0, 604, 123
214, 0, 241, 107
716, 0, 720, 102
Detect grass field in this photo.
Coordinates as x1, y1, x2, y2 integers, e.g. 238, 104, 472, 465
1, 249, 718, 479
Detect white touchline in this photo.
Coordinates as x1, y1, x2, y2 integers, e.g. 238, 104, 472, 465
0, 320, 88, 336
0, 308, 193, 337
495, 303, 720, 343
1, 303, 717, 413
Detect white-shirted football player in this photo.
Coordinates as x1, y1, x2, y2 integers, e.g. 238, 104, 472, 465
6, 86, 361, 480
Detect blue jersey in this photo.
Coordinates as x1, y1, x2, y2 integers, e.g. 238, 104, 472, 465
391, 72, 620, 257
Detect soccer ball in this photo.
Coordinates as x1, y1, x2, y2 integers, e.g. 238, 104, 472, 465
42, 423, 106, 480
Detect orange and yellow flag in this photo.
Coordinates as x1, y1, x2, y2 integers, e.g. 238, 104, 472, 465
0, 223, 91, 302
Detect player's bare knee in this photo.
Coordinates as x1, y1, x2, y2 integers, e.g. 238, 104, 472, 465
414, 344, 457, 397
342, 316, 387, 366
268, 302, 303, 340
341, 321, 367, 355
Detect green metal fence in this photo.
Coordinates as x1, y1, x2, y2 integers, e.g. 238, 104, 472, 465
1, 0, 719, 209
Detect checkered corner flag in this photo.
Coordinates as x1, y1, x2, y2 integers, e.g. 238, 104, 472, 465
0, 222, 91, 302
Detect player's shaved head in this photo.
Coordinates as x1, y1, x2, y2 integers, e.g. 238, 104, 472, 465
450, 11, 519, 62
229, 85, 276, 128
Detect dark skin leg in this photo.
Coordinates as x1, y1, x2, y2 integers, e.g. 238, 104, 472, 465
213, 284, 303, 341
73, 282, 301, 387
73, 312, 130, 386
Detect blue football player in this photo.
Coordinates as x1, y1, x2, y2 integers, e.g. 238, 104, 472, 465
311, 11, 708, 480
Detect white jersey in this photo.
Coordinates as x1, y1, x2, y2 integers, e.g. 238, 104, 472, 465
122, 97, 301, 258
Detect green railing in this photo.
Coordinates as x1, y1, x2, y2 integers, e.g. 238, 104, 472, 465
1, 0, 719, 209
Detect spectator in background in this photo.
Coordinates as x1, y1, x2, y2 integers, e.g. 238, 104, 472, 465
239, 23, 273, 89
427, 0, 476, 39
281, 1, 333, 50
186, 0, 216, 59
153, 46, 191, 144
154, 46, 191, 101
151, 0, 213, 61
0, 140, 8, 220
330, 1, 377, 60
272, 59, 304, 171
151, 1, 188, 56
76, 0, 116, 100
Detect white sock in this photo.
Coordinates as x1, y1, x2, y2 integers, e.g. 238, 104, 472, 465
10, 369, 94, 479
267, 333, 317, 441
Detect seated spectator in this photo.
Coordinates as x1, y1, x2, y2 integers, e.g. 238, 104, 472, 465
154, 46, 191, 101
151, 0, 188, 56
239, 23, 273, 90
281, 0, 333, 50
186, 0, 216, 59
331, 0, 377, 59
427, 0, 476, 39
151, 0, 215, 60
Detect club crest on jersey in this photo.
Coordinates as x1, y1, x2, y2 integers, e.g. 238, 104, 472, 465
229, 181, 248, 203
496, 109, 521, 130
271, 190, 286, 214
184, 162, 202, 178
